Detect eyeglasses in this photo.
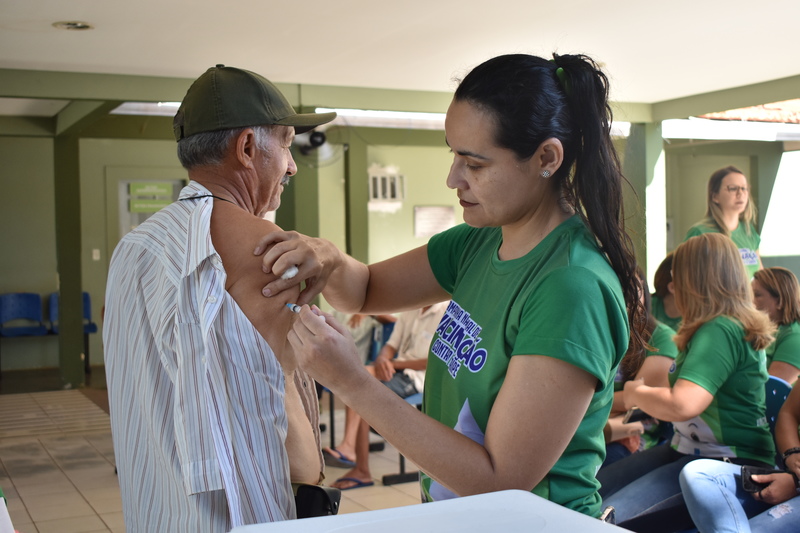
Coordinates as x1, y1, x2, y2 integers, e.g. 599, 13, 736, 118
726, 185, 748, 194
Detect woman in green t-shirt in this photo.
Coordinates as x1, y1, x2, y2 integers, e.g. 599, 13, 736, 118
650, 252, 681, 331
684, 165, 762, 278
752, 267, 800, 384
260, 53, 646, 518
598, 233, 776, 531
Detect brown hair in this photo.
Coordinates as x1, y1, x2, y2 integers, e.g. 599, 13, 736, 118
652, 252, 674, 299
753, 267, 800, 326
703, 165, 757, 237
672, 233, 774, 351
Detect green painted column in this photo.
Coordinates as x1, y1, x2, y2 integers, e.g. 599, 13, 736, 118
623, 123, 666, 282
53, 133, 85, 388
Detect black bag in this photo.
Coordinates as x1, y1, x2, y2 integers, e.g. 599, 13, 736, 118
294, 484, 341, 519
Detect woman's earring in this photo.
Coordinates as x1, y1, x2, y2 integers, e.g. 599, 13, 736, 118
541, 170, 551, 179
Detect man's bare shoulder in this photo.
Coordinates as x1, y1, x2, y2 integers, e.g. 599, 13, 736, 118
209, 203, 299, 341
209, 203, 281, 280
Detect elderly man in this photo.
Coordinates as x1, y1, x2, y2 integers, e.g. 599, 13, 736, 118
104, 65, 335, 531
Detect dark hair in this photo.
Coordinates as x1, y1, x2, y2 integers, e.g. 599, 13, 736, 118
652, 252, 674, 298
620, 268, 658, 382
454, 53, 646, 355
704, 165, 756, 236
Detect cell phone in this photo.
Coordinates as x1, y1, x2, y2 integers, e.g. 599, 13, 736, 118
622, 407, 650, 424
741, 465, 784, 493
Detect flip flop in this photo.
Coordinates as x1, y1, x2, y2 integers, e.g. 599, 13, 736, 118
334, 476, 375, 491
323, 447, 355, 468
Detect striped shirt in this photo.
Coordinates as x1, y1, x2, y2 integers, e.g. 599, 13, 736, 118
104, 182, 316, 531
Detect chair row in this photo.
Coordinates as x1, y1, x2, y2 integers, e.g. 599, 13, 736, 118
0, 292, 98, 374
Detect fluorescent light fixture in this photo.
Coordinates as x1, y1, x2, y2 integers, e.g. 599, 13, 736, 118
663, 117, 800, 142
316, 107, 445, 130
111, 102, 181, 116
318, 108, 631, 136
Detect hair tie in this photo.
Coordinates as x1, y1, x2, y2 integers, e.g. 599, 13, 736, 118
555, 66, 570, 95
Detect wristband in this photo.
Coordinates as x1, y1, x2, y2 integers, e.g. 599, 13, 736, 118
783, 447, 800, 461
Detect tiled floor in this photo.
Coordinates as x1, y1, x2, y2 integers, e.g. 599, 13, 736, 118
0, 383, 423, 532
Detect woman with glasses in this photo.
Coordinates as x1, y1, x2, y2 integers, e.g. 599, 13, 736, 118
752, 267, 800, 385
685, 165, 761, 278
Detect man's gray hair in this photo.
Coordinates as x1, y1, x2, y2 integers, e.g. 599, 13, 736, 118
176, 125, 277, 169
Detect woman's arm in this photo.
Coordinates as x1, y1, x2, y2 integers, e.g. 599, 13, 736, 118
776, 383, 800, 478
289, 307, 597, 496
610, 355, 674, 413
255, 231, 448, 312
635, 355, 674, 389
768, 361, 800, 386
624, 378, 713, 422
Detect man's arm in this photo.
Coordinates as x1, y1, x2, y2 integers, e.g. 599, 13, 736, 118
210, 203, 321, 484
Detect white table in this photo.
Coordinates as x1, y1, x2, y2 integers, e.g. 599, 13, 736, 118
230, 489, 623, 532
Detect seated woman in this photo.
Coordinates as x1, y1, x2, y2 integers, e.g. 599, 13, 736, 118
680, 380, 800, 532
752, 267, 800, 385
603, 271, 677, 467
650, 252, 681, 332
597, 233, 776, 532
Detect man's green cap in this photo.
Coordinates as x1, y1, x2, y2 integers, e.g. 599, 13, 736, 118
173, 64, 336, 141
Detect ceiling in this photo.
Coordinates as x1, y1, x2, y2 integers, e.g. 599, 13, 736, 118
1, 0, 800, 115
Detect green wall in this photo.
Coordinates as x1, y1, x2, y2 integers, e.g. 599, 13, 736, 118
367, 144, 461, 263
79, 138, 187, 366
0, 136, 60, 369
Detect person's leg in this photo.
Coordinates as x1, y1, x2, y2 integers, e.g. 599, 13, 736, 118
323, 367, 380, 463
598, 443, 679, 499
331, 371, 417, 489
679, 459, 767, 533
330, 418, 374, 489
747, 495, 800, 533
602, 449, 696, 525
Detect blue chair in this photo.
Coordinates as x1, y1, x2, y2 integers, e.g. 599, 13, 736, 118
0, 293, 49, 377
49, 292, 98, 374
765, 375, 792, 467
381, 392, 423, 486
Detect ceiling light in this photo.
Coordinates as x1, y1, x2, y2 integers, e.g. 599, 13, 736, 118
52, 21, 94, 31
662, 118, 800, 142
315, 108, 446, 130
111, 102, 180, 116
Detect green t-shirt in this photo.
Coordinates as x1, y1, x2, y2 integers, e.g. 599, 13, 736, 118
668, 316, 774, 464
647, 322, 678, 359
424, 216, 629, 517
651, 294, 681, 332
766, 321, 800, 374
640, 322, 678, 449
685, 220, 760, 278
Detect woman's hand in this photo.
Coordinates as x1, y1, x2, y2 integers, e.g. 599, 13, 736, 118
287, 305, 370, 392
254, 231, 341, 305
605, 415, 644, 443
752, 472, 797, 505
785, 453, 800, 479
623, 378, 645, 410
373, 354, 396, 382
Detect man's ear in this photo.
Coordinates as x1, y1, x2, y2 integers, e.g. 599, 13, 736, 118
234, 128, 258, 169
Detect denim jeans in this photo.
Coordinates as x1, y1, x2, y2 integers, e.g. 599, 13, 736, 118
680, 459, 800, 533
598, 445, 705, 531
